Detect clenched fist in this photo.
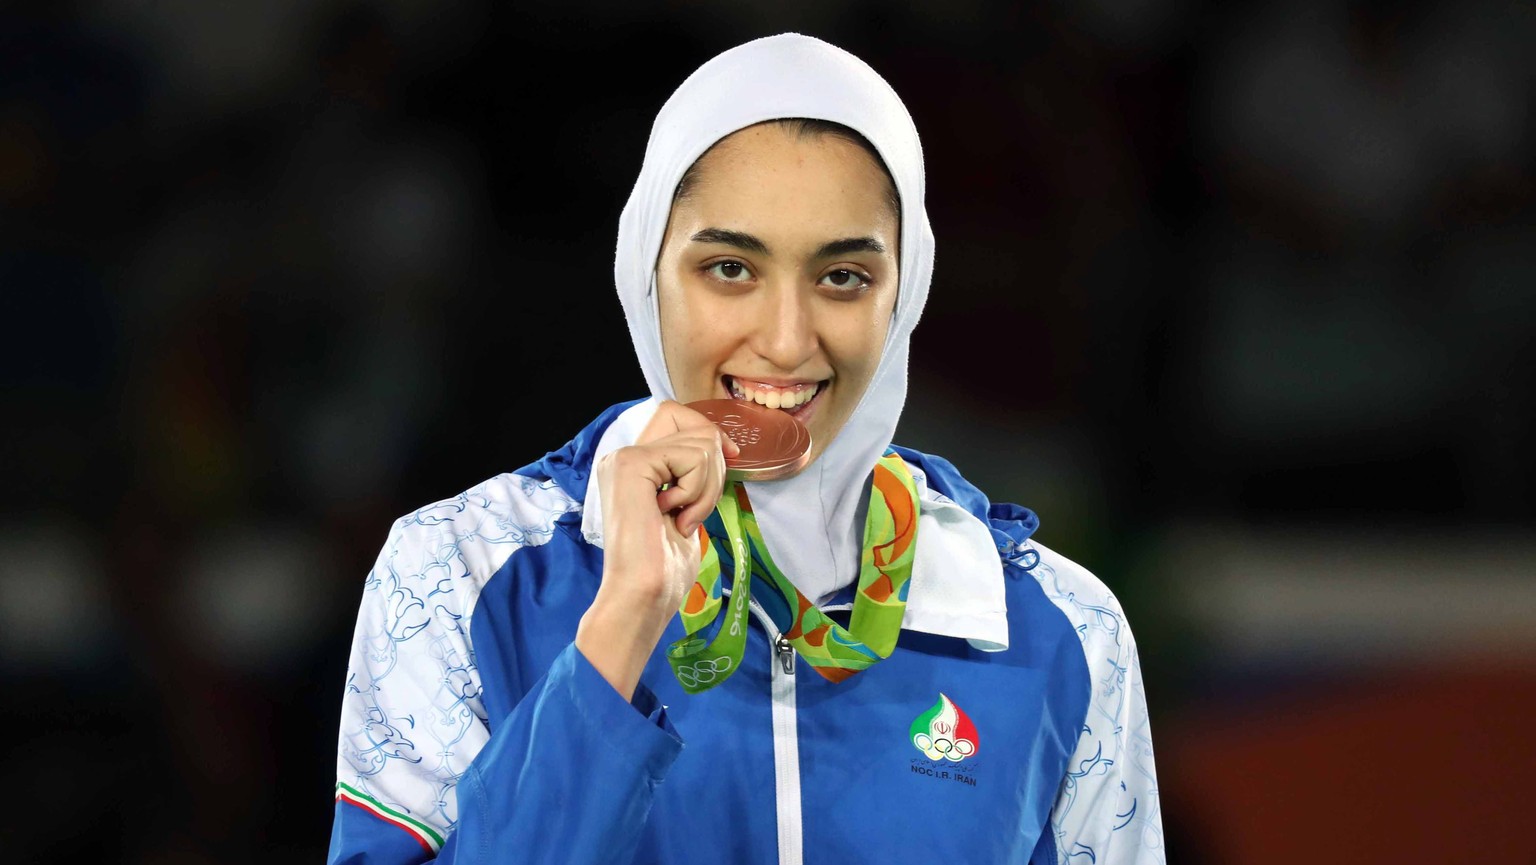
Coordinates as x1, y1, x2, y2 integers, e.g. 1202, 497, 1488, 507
575, 401, 740, 700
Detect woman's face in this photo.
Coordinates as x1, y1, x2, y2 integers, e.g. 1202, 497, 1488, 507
656, 123, 900, 471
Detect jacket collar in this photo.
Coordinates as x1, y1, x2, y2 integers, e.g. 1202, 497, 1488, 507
520, 400, 1035, 652
517, 398, 643, 505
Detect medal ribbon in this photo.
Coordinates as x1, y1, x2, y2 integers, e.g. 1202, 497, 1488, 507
665, 449, 921, 693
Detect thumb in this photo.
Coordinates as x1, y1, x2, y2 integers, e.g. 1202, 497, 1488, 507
718, 427, 741, 459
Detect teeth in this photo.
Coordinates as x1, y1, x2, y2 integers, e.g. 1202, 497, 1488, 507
729, 378, 819, 410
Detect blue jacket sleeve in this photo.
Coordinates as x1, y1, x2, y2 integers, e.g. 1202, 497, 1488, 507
330, 642, 682, 865
328, 500, 683, 865
433, 643, 681, 863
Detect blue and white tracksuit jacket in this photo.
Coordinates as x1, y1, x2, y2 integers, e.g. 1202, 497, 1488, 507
329, 400, 1164, 864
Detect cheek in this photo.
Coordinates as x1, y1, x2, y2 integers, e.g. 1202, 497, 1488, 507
656, 275, 697, 379
824, 300, 894, 385
658, 278, 729, 388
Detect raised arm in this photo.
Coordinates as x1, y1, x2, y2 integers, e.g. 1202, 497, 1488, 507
329, 402, 737, 864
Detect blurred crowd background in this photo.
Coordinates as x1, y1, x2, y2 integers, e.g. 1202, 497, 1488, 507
2, 0, 1532, 861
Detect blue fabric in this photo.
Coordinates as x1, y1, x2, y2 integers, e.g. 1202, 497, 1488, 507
442, 643, 682, 865
330, 797, 435, 864
519, 397, 644, 505
1029, 823, 1059, 864
328, 638, 682, 865
890, 444, 1041, 555
331, 402, 1091, 864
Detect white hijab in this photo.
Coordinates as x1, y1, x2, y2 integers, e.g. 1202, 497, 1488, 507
600, 33, 935, 605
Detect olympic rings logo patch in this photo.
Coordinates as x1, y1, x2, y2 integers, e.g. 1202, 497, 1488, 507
675, 656, 734, 688
909, 693, 980, 763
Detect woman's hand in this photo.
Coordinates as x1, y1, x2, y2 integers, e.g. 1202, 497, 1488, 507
575, 401, 740, 700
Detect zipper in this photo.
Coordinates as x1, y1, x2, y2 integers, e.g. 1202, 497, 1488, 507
750, 599, 802, 865
775, 634, 796, 676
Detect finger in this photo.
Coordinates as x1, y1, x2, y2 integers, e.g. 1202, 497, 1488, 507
652, 439, 723, 517
650, 444, 727, 534
642, 401, 740, 468
639, 400, 720, 446
600, 441, 707, 526
672, 446, 726, 536
717, 426, 741, 458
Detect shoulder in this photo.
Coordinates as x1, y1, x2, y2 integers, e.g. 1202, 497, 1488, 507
893, 445, 1040, 558
896, 440, 1135, 676
1024, 540, 1140, 712
359, 397, 641, 624
339, 472, 585, 841
1025, 542, 1131, 642
365, 472, 584, 618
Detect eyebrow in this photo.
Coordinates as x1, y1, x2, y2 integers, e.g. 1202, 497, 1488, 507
689, 228, 886, 260
690, 228, 770, 255
813, 236, 885, 258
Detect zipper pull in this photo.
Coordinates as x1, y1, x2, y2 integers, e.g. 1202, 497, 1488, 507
775, 635, 795, 676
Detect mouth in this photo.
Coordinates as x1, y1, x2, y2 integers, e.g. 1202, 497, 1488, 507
721, 375, 829, 420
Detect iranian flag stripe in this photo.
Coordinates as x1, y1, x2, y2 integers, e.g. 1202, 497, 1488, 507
335, 782, 445, 853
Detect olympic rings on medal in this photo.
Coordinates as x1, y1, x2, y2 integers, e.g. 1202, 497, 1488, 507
675, 656, 734, 688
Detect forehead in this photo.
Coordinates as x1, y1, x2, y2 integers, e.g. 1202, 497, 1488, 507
671, 125, 898, 239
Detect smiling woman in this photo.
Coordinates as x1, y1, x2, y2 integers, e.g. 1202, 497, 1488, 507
329, 33, 1164, 865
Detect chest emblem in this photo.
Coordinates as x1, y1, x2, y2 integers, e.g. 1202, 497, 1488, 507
910, 693, 978, 763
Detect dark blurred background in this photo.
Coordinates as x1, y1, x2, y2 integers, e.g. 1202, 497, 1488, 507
2, 0, 1532, 862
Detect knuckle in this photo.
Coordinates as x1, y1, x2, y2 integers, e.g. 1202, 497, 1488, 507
609, 447, 641, 471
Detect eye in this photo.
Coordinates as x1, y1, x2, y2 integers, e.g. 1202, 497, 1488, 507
706, 260, 752, 283
818, 268, 871, 295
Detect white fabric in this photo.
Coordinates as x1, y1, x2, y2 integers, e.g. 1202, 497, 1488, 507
604, 33, 1006, 647
902, 462, 1009, 651
1028, 541, 1164, 862
337, 473, 582, 841
581, 400, 1009, 651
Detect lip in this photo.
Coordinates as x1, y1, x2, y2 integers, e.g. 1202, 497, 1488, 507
720, 374, 830, 427
730, 375, 823, 389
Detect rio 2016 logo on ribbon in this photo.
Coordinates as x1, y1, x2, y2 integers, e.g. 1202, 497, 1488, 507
675, 656, 733, 689
910, 693, 978, 762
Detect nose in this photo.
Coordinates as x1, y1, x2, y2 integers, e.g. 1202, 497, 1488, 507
749, 279, 818, 372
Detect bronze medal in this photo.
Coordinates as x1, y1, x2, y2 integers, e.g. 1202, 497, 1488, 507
686, 398, 812, 481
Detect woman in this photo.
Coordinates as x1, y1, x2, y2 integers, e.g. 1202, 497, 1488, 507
329, 33, 1163, 865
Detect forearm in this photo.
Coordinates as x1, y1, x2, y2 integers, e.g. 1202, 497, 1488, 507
576, 584, 674, 703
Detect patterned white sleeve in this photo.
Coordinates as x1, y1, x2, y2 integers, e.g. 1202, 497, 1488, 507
333, 473, 580, 849
1026, 541, 1165, 865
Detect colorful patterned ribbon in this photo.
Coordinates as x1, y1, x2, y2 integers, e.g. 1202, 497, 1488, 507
666, 450, 921, 693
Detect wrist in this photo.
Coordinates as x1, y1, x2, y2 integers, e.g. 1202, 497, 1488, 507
576, 593, 675, 702
593, 564, 681, 629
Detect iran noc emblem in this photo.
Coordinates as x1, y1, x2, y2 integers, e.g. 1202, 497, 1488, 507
910, 693, 978, 762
